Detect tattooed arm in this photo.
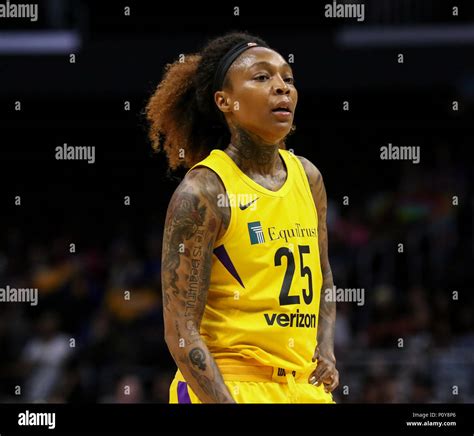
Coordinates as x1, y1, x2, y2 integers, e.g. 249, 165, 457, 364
298, 156, 339, 393
162, 167, 235, 403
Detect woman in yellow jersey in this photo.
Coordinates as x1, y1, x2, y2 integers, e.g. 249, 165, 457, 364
146, 32, 339, 403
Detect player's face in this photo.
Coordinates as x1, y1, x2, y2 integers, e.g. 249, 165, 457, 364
216, 47, 298, 145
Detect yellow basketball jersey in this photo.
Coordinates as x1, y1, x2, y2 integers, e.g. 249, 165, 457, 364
187, 148, 323, 374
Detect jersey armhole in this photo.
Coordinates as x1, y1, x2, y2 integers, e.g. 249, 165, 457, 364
189, 164, 235, 247
291, 154, 319, 218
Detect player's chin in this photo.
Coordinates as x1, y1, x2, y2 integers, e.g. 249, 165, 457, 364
269, 116, 294, 130
264, 119, 294, 140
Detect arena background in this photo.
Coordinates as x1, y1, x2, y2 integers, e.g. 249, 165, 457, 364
0, 0, 473, 405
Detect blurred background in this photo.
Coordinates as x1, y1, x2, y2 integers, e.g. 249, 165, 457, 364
0, 0, 473, 404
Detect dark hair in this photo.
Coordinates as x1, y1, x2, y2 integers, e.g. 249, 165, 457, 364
145, 31, 269, 170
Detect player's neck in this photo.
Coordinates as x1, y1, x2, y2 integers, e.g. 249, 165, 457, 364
226, 128, 283, 177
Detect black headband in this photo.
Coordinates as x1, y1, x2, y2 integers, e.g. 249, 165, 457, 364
212, 41, 264, 94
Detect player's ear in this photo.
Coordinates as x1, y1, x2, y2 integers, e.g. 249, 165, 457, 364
214, 91, 232, 114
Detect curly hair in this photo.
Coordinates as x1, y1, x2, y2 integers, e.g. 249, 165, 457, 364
146, 31, 271, 170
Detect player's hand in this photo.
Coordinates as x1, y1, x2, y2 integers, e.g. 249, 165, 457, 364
308, 347, 339, 393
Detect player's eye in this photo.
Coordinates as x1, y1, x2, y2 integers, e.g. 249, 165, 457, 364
254, 74, 270, 81
284, 77, 295, 85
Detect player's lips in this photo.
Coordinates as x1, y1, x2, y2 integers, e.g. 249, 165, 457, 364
271, 99, 293, 114
271, 110, 292, 121
271, 100, 293, 121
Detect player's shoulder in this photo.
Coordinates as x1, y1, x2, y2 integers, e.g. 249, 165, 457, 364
295, 154, 323, 185
179, 165, 226, 196
185, 164, 221, 183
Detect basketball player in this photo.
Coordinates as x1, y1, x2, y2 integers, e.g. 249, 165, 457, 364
146, 32, 339, 403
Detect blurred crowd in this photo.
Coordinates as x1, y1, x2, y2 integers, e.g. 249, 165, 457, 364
331, 144, 473, 402
0, 143, 472, 404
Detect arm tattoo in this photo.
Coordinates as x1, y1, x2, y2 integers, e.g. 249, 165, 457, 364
162, 168, 234, 403
186, 363, 235, 403
162, 191, 206, 310
298, 156, 336, 357
189, 347, 207, 370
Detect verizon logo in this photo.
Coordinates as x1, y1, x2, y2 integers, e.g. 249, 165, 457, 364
264, 309, 316, 328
